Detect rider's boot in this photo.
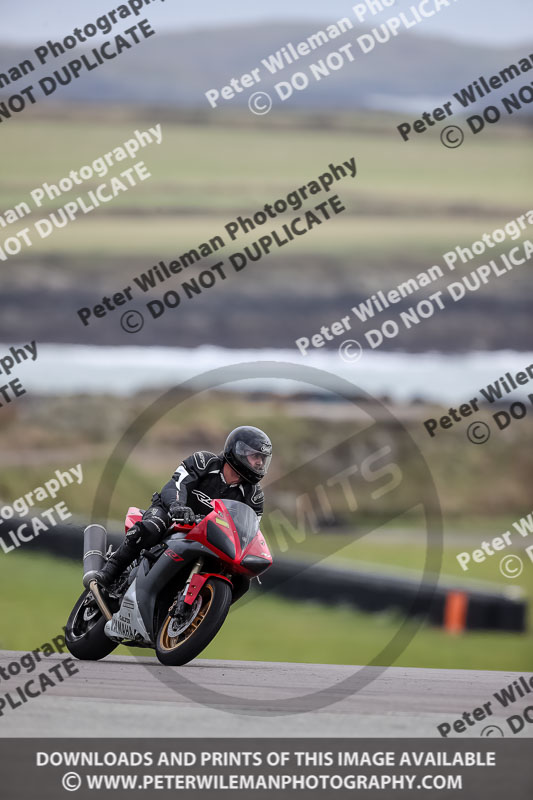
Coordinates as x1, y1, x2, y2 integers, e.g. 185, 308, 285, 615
95, 537, 141, 588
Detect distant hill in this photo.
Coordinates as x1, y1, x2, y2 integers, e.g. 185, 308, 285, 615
1, 22, 532, 111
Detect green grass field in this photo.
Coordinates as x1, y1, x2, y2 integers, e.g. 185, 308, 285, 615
15, 214, 515, 263
1, 112, 530, 274
0, 542, 530, 672
2, 114, 530, 210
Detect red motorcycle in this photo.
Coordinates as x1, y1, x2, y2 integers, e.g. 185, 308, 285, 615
65, 499, 272, 666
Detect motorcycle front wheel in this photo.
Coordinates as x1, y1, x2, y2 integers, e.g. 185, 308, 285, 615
155, 578, 232, 666
65, 589, 118, 661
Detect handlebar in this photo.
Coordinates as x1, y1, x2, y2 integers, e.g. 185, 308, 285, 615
172, 514, 204, 525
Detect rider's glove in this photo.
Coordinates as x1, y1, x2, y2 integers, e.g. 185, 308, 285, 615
169, 502, 195, 524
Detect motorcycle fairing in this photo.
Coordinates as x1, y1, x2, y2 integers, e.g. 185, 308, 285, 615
133, 535, 213, 640
125, 502, 273, 575
184, 572, 232, 606
184, 499, 273, 577
104, 580, 151, 644
125, 506, 143, 532
111, 500, 272, 643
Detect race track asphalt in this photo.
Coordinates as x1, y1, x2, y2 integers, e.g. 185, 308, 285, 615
1, 651, 531, 738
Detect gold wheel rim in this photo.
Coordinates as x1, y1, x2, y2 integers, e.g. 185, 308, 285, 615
159, 583, 214, 652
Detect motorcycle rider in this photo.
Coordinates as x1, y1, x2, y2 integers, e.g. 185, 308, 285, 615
95, 426, 272, 587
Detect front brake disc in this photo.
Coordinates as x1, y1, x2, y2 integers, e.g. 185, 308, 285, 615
168, 596, 202, 637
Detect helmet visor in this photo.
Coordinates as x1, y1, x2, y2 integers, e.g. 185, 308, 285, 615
234, 440, 272, 478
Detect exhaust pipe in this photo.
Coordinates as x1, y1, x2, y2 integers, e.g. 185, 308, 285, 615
88, 580, 112, 622
83, 524, 113, 621
82, 524, 107, 589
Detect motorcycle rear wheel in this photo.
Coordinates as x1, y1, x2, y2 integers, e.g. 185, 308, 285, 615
155, 578, 232, 666
65, 589, 118, 661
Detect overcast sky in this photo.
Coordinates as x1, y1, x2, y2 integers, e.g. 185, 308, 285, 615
2, 0, 531, 45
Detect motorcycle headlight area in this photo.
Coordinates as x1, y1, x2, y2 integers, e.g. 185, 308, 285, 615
206, 520, 236, 560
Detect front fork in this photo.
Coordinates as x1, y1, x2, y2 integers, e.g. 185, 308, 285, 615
172, 558, 204, 619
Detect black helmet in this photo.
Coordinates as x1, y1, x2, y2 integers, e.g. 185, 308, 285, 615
223, 426, 272, 485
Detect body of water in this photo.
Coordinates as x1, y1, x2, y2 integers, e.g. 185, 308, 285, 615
5, 344, 533, 405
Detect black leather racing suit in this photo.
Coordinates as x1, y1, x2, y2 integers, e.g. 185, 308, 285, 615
125, 450, 264, 552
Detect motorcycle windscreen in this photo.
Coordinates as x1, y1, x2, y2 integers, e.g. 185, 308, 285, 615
222, 499, 259, 550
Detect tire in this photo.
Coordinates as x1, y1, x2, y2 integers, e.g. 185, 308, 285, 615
156, 578, 232, 667
65, 589, 118, 661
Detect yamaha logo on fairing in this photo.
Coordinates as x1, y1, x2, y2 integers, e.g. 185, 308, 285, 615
112, 618, 135, 639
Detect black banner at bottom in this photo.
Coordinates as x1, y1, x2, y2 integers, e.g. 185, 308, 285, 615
1, 739, 532, 799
